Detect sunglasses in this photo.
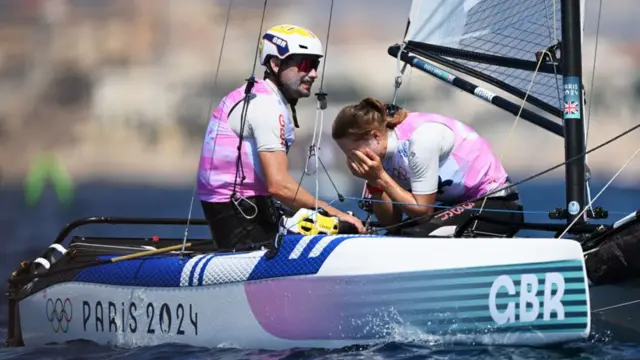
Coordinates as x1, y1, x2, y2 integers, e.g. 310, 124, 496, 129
290, 57, 320, 73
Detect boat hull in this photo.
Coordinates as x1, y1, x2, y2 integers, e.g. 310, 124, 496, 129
15, 235, 590, 349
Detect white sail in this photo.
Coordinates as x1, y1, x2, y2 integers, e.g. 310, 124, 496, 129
405, 0, 586, 48
401, 0, 587, 116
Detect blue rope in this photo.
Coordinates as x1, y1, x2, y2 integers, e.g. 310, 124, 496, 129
341, 196, 633, 216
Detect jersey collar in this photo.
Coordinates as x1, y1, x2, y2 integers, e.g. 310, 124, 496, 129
383, 129, 398, 161
264, 78, 289, 107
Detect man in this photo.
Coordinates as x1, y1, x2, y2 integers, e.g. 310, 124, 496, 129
197, 24, 365, 250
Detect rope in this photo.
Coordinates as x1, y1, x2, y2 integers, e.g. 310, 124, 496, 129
343, 196, 633, 216
317, 1, 334, 91
229, 0, 269, 208
583, 0, 604, 216
390, 42, 408, 106
179, 0, 234, 255
467, 1, 562, 233
371, 121, 640, 234
294, 0, 346, 213
584, 0, 603, 141
557, 143, 640, 238
470, 46, 552, 232
309, 0, 335, 213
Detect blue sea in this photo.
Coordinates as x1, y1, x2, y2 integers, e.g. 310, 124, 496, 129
0, 179, 639, 359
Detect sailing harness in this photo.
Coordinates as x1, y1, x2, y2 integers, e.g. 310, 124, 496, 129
223, 2, 338, 228
228, 57, 302, 219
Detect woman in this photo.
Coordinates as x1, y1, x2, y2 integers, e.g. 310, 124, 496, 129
331, 97, 524, 237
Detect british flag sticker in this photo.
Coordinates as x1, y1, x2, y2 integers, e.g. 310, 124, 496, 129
563, 76, 581, 119
564, 100, 579, 116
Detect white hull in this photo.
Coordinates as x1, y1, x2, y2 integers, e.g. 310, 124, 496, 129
18, 235, 590, 349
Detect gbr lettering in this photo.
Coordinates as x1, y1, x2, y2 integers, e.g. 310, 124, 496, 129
270, 35, 287, 48
488, 272, 566, 325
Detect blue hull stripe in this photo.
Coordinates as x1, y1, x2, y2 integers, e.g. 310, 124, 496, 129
197, 255, 217, 286
72, 235, 587, 292
246, 235, 354, 281
188, 255, 208, 287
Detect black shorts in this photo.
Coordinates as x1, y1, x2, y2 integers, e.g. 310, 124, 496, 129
201, 196, 281, 251
399, 195, 525, 238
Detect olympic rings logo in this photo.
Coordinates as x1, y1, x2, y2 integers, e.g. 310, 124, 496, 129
45, 298, 72, 333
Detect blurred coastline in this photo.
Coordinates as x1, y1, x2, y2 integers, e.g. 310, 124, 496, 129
0, 0, 639, 198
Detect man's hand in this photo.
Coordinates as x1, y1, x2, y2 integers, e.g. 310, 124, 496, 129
258, 151, 367, 233
335, 211, 366, 233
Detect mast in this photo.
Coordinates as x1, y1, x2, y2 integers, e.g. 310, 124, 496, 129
560, 0, 587, 226
388, 0, 609, 229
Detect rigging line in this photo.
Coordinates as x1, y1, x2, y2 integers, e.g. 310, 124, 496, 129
546, 0, 563, 118
558, 143, 640, 238
553, 0, 558, 44
179, 0, 234, 256
452, 0, 560, 233
343, 195, 633, 215
402, 67, 413, 107
372, 121, 640, 234
318, 157, 343, 200
249, 1, 269, 78
392, 12, 410, 102
292, 151, 345, 206
318, 0, 334, 90
295, 0, 338, 214
313, 0, 335, 214
229, 0, 268, 218
392, 19, 412, 110
388, 29, 408, 110
313, 107, 324, 212
470, 47, 551, 232
296, 155, 344, 198
391, 42, 408, 106
343, 196, 544, 214
583, 0, 603, 215
585, 0, 603, 141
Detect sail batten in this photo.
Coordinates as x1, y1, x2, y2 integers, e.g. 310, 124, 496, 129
404, 0, 586, 117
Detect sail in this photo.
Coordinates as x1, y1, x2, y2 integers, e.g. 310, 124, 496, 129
403, 0, 585, 118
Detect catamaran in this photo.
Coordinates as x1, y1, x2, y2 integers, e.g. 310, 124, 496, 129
5, 0, 640, 350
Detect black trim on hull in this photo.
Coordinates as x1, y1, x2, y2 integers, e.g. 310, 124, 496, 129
584, 211, 640, 285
